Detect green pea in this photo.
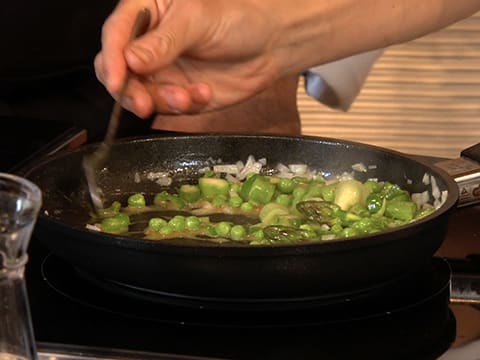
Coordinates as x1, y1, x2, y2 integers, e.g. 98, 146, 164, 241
159, 225, 174, 235
169, 195, 186, 209
97, 201, 121, 217
101, 213, 130, 234
115, 213, 130, 226
153, 191, 170, 204
277, 178, 295, 194
230, 225, 247, 240
228, 195, 243, 208
128, 193, 146, 207
203, 224, 217, 237
275, 193, 292, 207
168, 215, 186, 231
185, 216, 201, 230
240, 202, 255, 212
212, 194, 228, 206
148, 218, 168, 232
215, 221, 232, 237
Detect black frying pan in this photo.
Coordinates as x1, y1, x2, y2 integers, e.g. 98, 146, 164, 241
24, 134, 459, 301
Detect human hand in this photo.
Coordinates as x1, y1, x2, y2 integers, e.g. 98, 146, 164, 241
95, 0, 480, 119
94, 0, 284, 117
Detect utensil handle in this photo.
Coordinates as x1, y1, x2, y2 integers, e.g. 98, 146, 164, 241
104, 8, 151, 146
461, 142, 480, 163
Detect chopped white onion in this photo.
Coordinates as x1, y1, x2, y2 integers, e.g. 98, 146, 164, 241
213, 165, 239, 174
288, 164, 308, 175
412, 191, 430, 208
86, 224, 101, 232
422, 173, 430, 185
146, 171, 173, 186
431, 176, 441, 200
134, 172, 141, 183
352, 163, 367, 172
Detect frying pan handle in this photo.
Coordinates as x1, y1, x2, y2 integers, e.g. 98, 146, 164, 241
434, 142, 480, 207
461, 143, 480, 163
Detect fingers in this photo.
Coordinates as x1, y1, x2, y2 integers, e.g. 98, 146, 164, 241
120, 77, 155, 118
110, 75, 212, 117
124, 2, 204, 75
97, 0, 160, 94
135, 82, 211, 115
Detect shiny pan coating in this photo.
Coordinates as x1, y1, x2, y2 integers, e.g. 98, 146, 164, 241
25, 134, 459, 301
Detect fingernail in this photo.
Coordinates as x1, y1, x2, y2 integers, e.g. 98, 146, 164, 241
161, 91, 182, 114
123, 97, 134, 112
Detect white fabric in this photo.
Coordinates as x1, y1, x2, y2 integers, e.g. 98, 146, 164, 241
305, 49, 383, 111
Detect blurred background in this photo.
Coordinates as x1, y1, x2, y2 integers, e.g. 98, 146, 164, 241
299, 11, 480, 159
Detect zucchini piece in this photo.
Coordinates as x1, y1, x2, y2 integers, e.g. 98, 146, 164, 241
198, 177, 229, 200
259, 203, 290, 225
179, 184, 201, 203
240, 174, 275, 205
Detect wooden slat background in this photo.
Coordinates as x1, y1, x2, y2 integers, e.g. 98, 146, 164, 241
298, 11, 480, 159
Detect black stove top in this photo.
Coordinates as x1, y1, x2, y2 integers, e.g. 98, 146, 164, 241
4, 116, 480, 359
26, 239, 455, 360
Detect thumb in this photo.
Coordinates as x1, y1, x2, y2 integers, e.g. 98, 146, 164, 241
124, 10, 195, 74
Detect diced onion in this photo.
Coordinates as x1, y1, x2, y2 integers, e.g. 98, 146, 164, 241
288, 164, 308, 175
213, 165, 240, 174
422, 173, 430, 185
86, 224, 101, 232
134, 172, 141, 183
412, 191, 430, 208
352, 163, 367, 172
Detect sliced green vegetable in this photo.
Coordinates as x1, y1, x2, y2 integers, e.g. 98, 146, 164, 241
198, 177, 229, 199
240, 174, 276, 205
259, 203, 290, 225
90, 161, 438, 245
385, 200, 417, 221
179, 184, 201, 203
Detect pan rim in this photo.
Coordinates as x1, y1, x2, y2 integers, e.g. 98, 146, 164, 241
29, 133, 459, 255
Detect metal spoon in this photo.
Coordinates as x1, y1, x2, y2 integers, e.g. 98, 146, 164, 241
83, 8, 151, 212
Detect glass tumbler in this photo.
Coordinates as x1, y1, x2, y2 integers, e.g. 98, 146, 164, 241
0, 173, 42, 360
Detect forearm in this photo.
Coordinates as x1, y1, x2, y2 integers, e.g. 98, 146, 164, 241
256, 0, 480, 77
